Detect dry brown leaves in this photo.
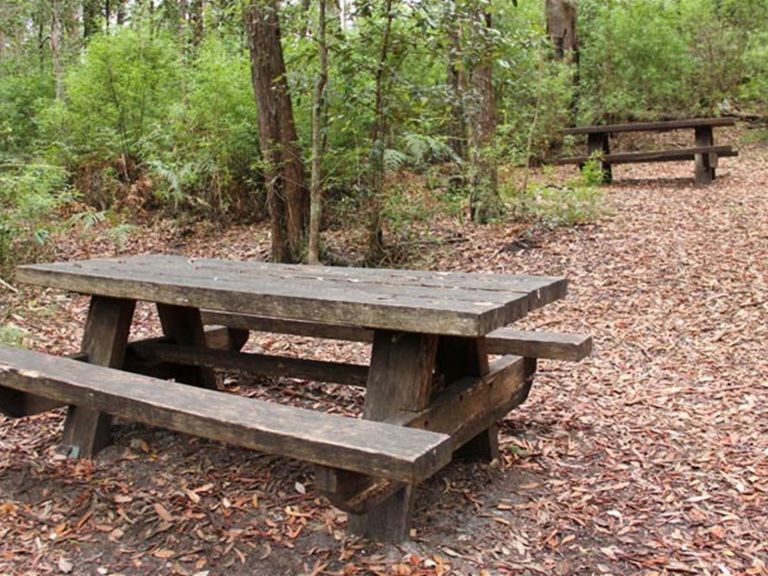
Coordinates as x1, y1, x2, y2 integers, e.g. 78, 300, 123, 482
1, 132, 767, 575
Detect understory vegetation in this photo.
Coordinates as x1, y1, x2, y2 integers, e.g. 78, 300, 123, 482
1, 0, 767, 272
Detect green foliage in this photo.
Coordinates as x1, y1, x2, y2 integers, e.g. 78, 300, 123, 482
740, 30, 768, 112
578, 0, 768, 121
506, 162, 606, 228
151, 36, 262, 216
0, 162, 71, 272
48, 27, 181, 162
0, 324, 27, 347
0, 59, 54, 156
1, 0, 766, 241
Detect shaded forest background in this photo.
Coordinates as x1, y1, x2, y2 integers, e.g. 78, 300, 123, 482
1, 0, 768, 269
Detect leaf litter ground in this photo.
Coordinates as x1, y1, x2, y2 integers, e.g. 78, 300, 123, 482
1, 135, 766, 575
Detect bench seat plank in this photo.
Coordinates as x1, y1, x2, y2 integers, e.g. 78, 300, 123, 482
485, 328, 592, 361
201, 312, 592, 362
0, 346, 452, 482
563, 117, 736, 135
557, 145, 737, 166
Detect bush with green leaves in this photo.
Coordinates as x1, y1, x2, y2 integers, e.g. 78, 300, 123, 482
46, 27, 181, 164
0, 162, 71, 273
0, 58, 54, 157
506, 158, 606, 228
150, 36, 262, 216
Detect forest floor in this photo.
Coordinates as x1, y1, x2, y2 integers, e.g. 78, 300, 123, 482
1, 131, 767, 576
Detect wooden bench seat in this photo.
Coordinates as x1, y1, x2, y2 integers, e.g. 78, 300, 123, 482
559, 117, 738, 185
0, 346, 452, 483
200, 311, 593, 363
562, 117, 736, 135
557, 145, 737, 166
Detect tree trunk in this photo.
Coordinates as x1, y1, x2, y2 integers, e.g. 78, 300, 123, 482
444, 1, 466, 159
116, 0, 125, 25
190, 0, 204, 46
51, 0, 64, 100
308, 0, 329, 265
545, 0, 578, 60
465, 6, 501, 224
366, 0, 395, 262
83, 0, 101, 38
245, 0, 308, 263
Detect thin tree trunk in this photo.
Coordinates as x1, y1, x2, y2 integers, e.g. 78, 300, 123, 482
245, 0, 308, 263
116, 0, 125, 25
51, 0, 64, 100
83, 0, 101, 38
545, 0, 579, 114
445, 1, 465, 159
545, 0, 578, 60
190, 0, 204, 46
466, 6, 501, 224
308, 0, 329, 265
367, 0, 394, 262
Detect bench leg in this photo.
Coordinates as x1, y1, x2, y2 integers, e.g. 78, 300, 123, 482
436, 336, 499, 461
695, 126, 715, 185
62, 297, 136, 458
347, 330, 438, 542
157, 304, 217, 390
586, 132, 612, 184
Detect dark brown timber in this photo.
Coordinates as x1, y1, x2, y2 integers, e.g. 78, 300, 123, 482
558, 145, 737, 166
61, 296, 135, 458
0, 346, 452, 483
200, 312, 592, 362
563, 117, 736, 135
16, 256, 558, 337
131, 342, 369, 386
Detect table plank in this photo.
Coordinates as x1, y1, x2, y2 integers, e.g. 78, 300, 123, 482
17, 256, 561, 336
102, 255, 566, 310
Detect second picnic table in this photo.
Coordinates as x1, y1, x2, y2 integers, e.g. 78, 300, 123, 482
559, 117, 738, 185
2, 255, 591, 541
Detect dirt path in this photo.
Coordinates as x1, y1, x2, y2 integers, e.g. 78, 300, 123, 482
1, 142, 766, 575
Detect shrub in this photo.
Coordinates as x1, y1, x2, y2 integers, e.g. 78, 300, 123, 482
0, 162, 71, 273
150, 36, 263, 217
506, 158, 606, 227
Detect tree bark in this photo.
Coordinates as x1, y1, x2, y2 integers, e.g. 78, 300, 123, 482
308, 0, 329, 265
190, 0, 204, 46
465, 6, 501, 224
51, 0, 64, 100
545, 0, 577, 60
245, 0, 308, 263
116, 0, 125, 25
83, 0, 101, 38
445, 1, 466, 159
366, 0, 395, 262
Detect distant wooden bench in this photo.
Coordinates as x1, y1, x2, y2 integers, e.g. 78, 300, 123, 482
558, 117, 738, 185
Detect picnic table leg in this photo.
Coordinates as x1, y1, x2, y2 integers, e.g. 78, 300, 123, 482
347, 330, 439, 542
156, 304, 217, 390
586, 132, 612, 184
435, 336, 499, 461
695, 126, 715, 185
61, 296, 136, 458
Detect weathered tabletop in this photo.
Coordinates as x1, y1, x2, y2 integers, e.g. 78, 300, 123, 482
14, 255, 568, 541
17, 254, 566, 337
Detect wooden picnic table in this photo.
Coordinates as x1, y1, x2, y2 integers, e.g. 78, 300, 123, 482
559, 117, 738, 185
1, 255, 591, 542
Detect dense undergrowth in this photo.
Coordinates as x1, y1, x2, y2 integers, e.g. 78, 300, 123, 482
1, 0, 767, 274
